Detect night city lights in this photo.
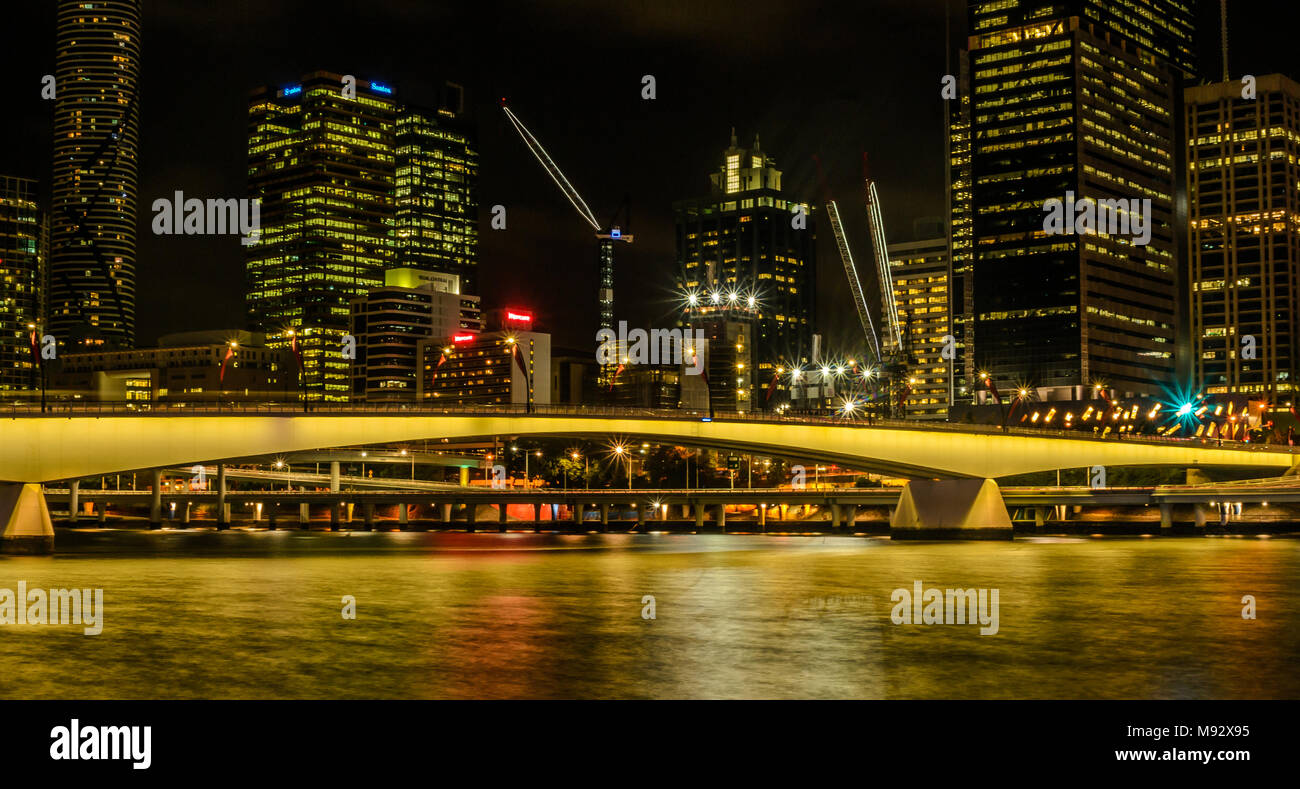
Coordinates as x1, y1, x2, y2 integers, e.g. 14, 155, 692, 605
0, 0, 1297, 778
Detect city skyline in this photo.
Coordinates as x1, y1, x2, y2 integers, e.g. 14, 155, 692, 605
0, 1, 1286, 353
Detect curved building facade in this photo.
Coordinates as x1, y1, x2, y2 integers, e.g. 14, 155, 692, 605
50, 0, 141, 349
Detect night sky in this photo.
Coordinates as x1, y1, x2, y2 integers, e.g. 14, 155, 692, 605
4, 0, 1299, 351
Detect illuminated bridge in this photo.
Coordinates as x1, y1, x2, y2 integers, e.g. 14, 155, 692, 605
1, 403, 1295, 550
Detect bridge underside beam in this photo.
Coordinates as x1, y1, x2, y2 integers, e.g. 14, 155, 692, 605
890, 479, 1012, 541
0, 483, 55, 554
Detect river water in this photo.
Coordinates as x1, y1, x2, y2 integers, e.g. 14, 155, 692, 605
2, 530, 1296, 699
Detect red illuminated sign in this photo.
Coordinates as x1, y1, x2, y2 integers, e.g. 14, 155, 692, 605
452, 333, 476, 344
505, 310, 533, 324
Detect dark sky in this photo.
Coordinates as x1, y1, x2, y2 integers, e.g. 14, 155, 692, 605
4, 0, 1299, 351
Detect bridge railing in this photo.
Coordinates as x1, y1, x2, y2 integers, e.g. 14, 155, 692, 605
3, 400, 1294, 455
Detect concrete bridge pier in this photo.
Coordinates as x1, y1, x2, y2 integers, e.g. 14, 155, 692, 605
398, 503, 409, 528
182, 502, 192, 524
716, 504, 726, 531
599, 503, 610, 531
464, 502, 476, 533
97, 500, 107, 524
757, 504, 766, 531
149, 469, 163, 529
0, 483, 55, 554
635, 504, 645, 529
68, 480, 80, 523
831, 503, 843, 530
216, 464, 229, 530
573, 503, 585, 526
1159, 503, 1173, 534
363, 503, 375, 531
440, 502, 453, 525
890, 479, 1012, 540
532, 501, 543, 531
266, 501, 277, 530
329, 502, 340, 531
694, 504, 705, 530
298, 502, 309, 529
1033, 506, 1050, 529
498, 502, 509, 532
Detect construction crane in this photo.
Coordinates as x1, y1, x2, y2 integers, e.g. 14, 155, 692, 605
501, 101, 631, 333
814, 154, 913, 417
863, 155, 901, 359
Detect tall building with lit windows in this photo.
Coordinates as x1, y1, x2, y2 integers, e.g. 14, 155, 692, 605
889, 236, 951, 420
395, 86, 479, 294
1, 176, 46, 392
961, 0, 1196, 400
50, 0, 142, 350
673, 131, 815, 408
247, 72, 477, 401
1186, 74, 1300, 401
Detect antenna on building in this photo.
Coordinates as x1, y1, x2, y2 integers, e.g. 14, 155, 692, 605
1220, 0, 1229, 81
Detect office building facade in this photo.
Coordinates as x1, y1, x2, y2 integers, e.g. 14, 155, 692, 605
889, 237, 952, 419
247, 72, 478, 402
674, 131, 815, 406
961, 0, 1196, 399
50, 0, 142, 349
349, 269, 482, 401
0, 176, 45, 392
1187, 74, 1300, 401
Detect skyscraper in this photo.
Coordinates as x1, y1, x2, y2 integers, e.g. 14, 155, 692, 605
247, 72, 479, 402
247, 72, 396, 401
0, 176, 45, 392
889, 236, 951, 420
959, 0, 1196, 400
674, 131, 815, 407
395, 88, 480, 293
49, 0, 142, 349
1186, 74, 1300, 401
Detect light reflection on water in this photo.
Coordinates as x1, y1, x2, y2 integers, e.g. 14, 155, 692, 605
1, 530, 1296, 699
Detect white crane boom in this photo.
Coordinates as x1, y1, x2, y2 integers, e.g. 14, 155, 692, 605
865, 179, 899, 354
826, 200, 881, 364
502, 104, 601, 231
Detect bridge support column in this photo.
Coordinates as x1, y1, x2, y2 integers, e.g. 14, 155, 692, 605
216, 465, 229, 530
182, 502, 192, 524
532, 501, 543, 531
758, 504, 766, 531
330, 502, 340, 530
266, 502, 277, 530
1034, 506, 1049, 529
831, 503, 843, 530
149, 469, 163, 529
694, 504, 705, 530
363, 503, 375, 531
635, 504, 645, 529
68, 480, 80, 523
97, 500, 107, 524
715, 504, 726, 531
890, 479, 1012, 540
464, 502, 476, 533
398, 503, 408, 528
1159, 503, 1173, 534
599, 503, 610, 530
573, 503, 585, 526
0, 484, 54, 555
330, 461, 340, 493
298, 502, 309, 529
498, 502, 509, 532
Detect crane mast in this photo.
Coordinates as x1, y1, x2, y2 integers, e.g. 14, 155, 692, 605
864, 174, 900, 355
